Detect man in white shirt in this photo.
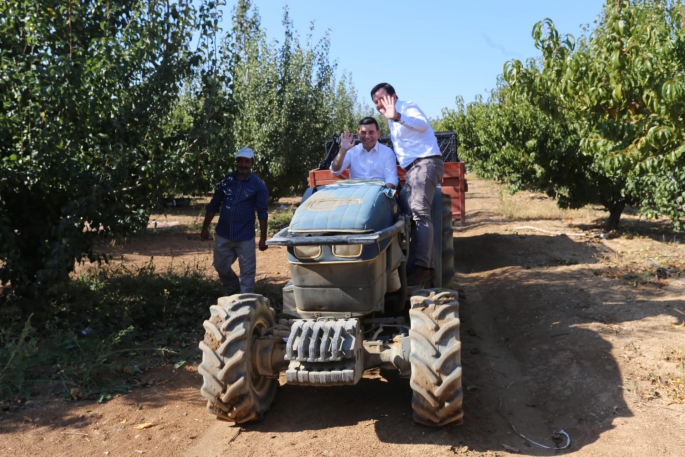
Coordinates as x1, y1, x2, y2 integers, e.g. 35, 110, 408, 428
371, 83, 444, 285
330, 117, 398, 189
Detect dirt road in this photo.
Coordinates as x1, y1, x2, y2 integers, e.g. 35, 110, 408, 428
2, 178, 684, 456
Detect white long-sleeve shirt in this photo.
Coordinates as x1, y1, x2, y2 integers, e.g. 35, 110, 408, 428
389, 100, 441, 169
330, 141, 399, 187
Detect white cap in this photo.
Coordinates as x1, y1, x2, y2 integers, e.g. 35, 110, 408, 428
236, 147, 254, 159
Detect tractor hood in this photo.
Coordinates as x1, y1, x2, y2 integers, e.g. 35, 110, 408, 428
289, 180, 398, 235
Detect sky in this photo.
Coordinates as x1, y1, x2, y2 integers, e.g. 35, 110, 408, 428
222, 0, 607, 119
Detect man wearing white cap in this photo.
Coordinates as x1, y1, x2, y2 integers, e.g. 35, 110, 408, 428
201, 147, 268, 295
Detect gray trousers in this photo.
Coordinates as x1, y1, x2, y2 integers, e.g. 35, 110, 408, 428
405, 156, 444, 269
213, 235, 256, 295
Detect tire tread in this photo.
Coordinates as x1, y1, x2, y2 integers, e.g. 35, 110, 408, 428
198, 294, 277, 423
409, 288, 464, 427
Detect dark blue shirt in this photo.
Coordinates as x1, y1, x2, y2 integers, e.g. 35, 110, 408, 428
207, 172, 268, 241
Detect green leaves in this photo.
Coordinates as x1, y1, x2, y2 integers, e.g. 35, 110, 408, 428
0, 0, 216, 295
227, 0, 362, 201
490, 0, 685, 228
0, 0, 362, 298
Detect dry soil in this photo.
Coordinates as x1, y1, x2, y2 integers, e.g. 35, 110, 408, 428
1, 177, 684, 457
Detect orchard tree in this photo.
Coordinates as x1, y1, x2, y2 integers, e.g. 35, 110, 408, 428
162, 13, 238, 197
442, 82, 642, 229
228, 0, 362, 200
504, 0, 685, 228
0, 0, 224, 297
438, 86, 618, 218
328, 72, 383, 135
329, 72, 368, 133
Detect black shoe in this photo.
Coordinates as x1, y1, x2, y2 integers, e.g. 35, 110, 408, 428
407, 266, 432, 285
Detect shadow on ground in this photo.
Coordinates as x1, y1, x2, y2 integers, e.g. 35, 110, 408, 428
450, 232, 683, 454
203, 232, 681, 455
2, 231, 682, 456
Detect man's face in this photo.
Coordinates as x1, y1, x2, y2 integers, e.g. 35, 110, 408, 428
236, 157, 254, 176
372, 88, 397, 116
358, 123, 379, 150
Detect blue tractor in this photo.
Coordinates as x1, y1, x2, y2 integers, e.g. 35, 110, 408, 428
198, 178, 462, 427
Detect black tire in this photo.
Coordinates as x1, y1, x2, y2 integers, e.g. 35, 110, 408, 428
409, 288, 463, 426
441, 193, 455, 289
199, 294, 277, 423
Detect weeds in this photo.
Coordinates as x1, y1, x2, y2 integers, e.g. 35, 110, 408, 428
0, 315, 38, 401
265, 206, 295, 236
0, 195, 296, 405
497, 187, 597, 221
255, 280, 286, 311
594, 267, 670, 287
554, 257, 579, 266
143, 196, 298, 239
656, 346, 685, 403
0, 260, 224, 404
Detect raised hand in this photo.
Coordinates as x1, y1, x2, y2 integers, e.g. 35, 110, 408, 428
339, 130, 355, 152
380, 95, 398, 120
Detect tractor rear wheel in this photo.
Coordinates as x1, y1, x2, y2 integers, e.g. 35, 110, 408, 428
409, 288, 463, 426
199, 294, 277, 423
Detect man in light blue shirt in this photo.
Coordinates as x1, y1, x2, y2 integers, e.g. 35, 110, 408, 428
371, 83, 444, 285
330, 117, 398, 189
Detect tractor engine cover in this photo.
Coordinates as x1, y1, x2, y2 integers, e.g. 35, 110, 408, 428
286, 181, 399, 315
284, 318, 363, 386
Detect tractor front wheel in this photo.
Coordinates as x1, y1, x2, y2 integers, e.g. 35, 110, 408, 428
409, 288, 463, 426
199, 294, 278, 423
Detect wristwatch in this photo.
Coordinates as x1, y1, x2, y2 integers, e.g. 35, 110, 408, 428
394, 112, 402, 123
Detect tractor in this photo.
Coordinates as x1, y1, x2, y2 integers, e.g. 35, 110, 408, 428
198, 133, 465, 427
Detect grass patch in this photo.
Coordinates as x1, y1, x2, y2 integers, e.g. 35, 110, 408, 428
0, 259, 289, 407
593, 266, 671, 287
265, 205, 295, 236
142, 197, 297, 238
646, 346, 685, 403
553, 257, 579, 266
1, 197, 297, 406
497, 187, 596, 221
0, 260, 225, 406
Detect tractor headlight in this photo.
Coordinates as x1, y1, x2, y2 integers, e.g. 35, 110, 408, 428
332, 244, 362, 258
293, 245, 321, 259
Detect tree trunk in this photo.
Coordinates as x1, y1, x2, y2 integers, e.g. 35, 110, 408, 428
606, 203, 625, 230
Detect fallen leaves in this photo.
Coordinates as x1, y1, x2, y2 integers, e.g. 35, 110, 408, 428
133, 423, 156, 430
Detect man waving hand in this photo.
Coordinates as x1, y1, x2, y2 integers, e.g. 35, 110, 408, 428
330, 117, 398, 189
371, 83, 444, 285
